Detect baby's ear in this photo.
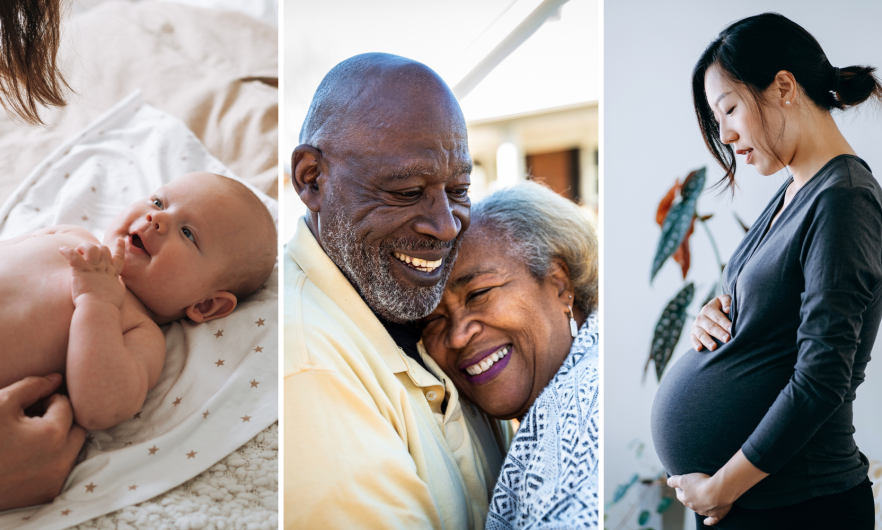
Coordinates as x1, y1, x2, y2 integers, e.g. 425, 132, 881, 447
186, 291, 238, 323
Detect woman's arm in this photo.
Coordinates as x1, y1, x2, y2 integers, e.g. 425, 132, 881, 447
739, 186, 881, 473
668, 450, 769, 525
676, 184, 882, 525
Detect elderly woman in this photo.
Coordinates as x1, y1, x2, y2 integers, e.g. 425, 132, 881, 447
420, 181, 599, 529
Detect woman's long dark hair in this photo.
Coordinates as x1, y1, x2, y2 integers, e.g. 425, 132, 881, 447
0, 0, 68, 126
692, 13, 882, 192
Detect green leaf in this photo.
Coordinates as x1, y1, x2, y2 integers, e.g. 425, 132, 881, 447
657, 497, 673, 513
638, 510, 650, 525
647, 283, 695, 381
651, 167, 707, 282
611, 474, 639, 504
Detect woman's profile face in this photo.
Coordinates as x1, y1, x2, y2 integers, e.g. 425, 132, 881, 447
420, 225, 574, 420
705, 64, 790, 176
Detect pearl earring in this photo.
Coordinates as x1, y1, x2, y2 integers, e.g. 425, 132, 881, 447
567, 306, 578, 338
786, 101, 791, 105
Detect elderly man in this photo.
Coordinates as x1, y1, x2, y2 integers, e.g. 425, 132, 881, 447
284, 53, 509, 529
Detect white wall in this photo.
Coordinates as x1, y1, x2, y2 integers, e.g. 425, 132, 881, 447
604, 0, 882, 504
282, 0, 599, 242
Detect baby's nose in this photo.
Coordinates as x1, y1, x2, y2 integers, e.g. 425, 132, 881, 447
145, 213, 167, 234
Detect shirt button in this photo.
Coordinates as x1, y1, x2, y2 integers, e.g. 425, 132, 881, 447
426, 390, 437, 402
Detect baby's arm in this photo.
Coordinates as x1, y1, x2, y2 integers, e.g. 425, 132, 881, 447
61, 241, 166, 431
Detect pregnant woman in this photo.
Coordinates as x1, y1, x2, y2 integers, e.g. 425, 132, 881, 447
421, 182, 599, 529
651, 13, 882, 529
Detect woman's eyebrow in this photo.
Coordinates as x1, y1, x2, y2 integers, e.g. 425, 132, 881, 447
714, 91, 731, 107
449, 269, 497, 290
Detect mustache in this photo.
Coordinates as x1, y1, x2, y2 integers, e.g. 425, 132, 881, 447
378, 237, 456, 253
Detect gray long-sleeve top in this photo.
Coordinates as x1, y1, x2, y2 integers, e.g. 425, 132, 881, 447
652, 155, 882, 508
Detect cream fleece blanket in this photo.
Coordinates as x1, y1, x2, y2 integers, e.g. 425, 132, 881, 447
0, 1, 279, 204
0, 92, 278, 530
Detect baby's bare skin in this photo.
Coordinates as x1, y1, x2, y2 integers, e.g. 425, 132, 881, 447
0, 172, 276, 513
0, 225, 166, 430
0, 172, 275, 439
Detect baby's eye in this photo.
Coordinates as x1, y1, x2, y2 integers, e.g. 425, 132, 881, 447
152, 197, 164, 209
182, 227, 196, 243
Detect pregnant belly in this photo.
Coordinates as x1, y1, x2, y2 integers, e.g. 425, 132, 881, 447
650, 346, 794, 476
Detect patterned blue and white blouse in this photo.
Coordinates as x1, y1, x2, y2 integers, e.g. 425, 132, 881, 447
486, 313, 599, 530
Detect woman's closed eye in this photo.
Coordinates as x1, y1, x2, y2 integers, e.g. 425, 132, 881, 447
466, 287, 492, 303
420, 314, 445, 332
726, 105, 736, 116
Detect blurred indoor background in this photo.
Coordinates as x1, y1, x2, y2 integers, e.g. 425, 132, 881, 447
282, 0, 599, 242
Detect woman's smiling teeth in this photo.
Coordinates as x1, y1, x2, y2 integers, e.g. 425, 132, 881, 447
465, 345, 511, 376
393, 252, 442, 273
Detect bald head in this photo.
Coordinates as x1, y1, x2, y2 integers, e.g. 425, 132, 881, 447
299, 53, 466, 154
293, 53, 472, 323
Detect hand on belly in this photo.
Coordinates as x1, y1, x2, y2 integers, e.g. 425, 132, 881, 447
668, 473, 732, 525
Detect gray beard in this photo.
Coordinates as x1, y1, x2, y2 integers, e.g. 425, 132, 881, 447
320, 209, 459, 323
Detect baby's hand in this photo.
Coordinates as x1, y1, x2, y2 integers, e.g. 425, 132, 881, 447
60, 239, 126, 308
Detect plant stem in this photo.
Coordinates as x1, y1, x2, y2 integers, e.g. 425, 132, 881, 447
697, 215, 724, 290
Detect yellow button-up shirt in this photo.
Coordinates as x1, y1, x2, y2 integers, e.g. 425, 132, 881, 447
284, 218, 510, 529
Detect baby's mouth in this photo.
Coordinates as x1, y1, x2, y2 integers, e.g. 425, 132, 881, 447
130, 234, 150, 256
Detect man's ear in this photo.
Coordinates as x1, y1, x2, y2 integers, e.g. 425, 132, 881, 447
186, 291, 238, 323
292, 144, 324, 214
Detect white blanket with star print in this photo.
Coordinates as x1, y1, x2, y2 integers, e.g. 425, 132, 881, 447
0, 90, 278, 530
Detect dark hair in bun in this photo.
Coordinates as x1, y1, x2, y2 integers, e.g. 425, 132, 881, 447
691, 12, 882, 191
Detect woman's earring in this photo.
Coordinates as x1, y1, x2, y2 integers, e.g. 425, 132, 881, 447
567, 306, 578, 338
785, 101, 791, 105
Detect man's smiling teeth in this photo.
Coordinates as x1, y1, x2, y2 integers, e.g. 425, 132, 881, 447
465, 346, 511, 376
393, 252, 442, 273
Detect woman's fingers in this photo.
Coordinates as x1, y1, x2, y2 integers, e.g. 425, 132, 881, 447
691, 326, 717, 351
703, 503, 732, 526
691, 295, 734, 353
696, 314, 730, 343
718, 294, 732, 313
704, 305, 733, 333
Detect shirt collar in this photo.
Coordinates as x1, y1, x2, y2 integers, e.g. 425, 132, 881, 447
287, 217, 410, 374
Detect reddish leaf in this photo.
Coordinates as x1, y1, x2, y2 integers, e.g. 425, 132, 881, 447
699, 214, 713, 221
656, 179, 681, 226
671, 215, 696, 278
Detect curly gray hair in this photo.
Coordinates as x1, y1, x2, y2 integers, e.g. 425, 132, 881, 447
471, 181, 598, 315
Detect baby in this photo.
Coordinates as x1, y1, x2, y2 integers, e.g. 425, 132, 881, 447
0, 172, 276, 431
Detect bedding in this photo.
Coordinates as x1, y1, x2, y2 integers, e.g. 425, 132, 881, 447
0, 91, 278, 530
0, 0, 279, 205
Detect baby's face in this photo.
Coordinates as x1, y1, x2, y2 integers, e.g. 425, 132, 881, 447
104, 172, 250, 321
